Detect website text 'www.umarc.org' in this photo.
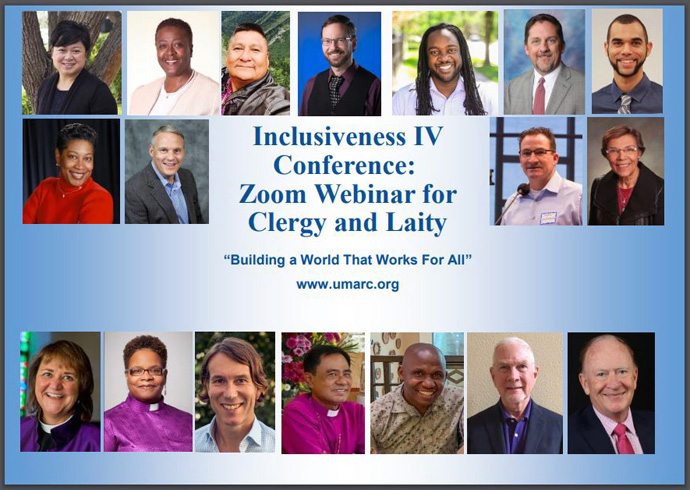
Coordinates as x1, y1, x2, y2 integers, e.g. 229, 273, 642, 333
296, 279, 400, 292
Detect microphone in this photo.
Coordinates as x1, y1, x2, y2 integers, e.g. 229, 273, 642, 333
494, 183, 530, 225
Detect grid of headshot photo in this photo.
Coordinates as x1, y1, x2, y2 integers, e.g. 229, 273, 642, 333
20, 9, 665, 228
490, 8, 663, 227
13, 4, 673, 485
19, 329, 654, 456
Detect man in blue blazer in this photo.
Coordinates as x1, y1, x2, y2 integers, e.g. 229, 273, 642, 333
505, 13, 585, 115
468, 337, 563, 454
126, 125, 205, 224
569, 335, 654, 454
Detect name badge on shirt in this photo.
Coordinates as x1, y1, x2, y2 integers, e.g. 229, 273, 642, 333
540, 212, 557, 225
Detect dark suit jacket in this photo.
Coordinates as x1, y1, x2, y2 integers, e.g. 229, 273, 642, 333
568, 404, 655, 454
468, 400, 563, 454
125, 163, 204, 224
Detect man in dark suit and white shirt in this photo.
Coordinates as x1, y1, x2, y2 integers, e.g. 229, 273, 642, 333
569, 334, 654, 454
126, 125, 204, 224
468, 337, 563, 454
505, 13, 585, 115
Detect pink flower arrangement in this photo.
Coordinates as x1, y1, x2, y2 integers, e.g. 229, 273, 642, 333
281, 332, 355, 393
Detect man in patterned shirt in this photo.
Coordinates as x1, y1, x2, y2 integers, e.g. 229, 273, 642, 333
370, 343, 464, 454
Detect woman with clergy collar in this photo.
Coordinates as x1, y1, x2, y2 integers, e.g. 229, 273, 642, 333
104, 335, 192, 452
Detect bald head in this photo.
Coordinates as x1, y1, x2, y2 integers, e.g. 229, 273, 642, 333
578, 335, 638, 423
398, 343, 446, 415
579, 334, 636, 374
402, 343, 445, 369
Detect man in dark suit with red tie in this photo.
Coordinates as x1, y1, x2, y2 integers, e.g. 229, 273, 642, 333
569, 335, 654, 454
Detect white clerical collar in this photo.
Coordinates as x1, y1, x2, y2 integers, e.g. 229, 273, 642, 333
40, 414, 73, 433
327, 408, 340, 417
149, 402, 160, 412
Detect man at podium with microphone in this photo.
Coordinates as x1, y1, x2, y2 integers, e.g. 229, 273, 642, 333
497, 127, 582, 226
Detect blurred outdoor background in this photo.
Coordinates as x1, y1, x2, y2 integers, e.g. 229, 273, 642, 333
195, 332, 275, 430
392, 11, 498, 95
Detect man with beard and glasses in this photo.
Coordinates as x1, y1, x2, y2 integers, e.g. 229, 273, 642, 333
370, 343, 464, 454
499, 127, 582, 226
592, 14, 662, 114
468, 337, 562, 454
392, 23, 496, 116
299, 15, 381, 116
505, 13, 585, 115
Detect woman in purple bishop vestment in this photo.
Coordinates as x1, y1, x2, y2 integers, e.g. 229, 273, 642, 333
104, 335, 193, 452
20, 340, 100, 452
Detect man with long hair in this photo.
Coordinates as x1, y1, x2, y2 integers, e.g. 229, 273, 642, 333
393, 23, 495, 115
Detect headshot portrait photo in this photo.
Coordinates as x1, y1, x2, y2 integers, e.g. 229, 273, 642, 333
282, 332, 365, 453
391, 10, 498, 116
195, 332, 275, 453
221, 11, 290, 116
127, 11, 220, 116
370, 332, 464, 454
503, 9, 585, 115
568, 332, 655, 454
23, 119, 120, 224
103, 332, 194, 452
587, 117, 664, 226
124, 119, 209, 224
591, 9, 663, 114
466, 332, 563, 454
21, 11, 121, 115
490, 116, 584, 226
297, 12, 381, 116
20, 331, 101, 452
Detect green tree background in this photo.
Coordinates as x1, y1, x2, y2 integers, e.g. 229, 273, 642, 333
195, 332, 275, 430
393, 11, 498, 88
22, 11, 122, 114
221, 11, 290, 91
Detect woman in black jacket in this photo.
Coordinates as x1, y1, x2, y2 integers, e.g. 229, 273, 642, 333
36, 20, 117, 115
589, 125, 663, 225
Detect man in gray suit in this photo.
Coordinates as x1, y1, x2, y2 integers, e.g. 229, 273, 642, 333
126, 125, 205, 224
505, 13, 585, 115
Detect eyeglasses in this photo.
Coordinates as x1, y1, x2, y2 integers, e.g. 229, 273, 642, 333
519, 148, 556, 158
605, 147, 640, 156
321, 37, 352, 47
125, 367, 166, 377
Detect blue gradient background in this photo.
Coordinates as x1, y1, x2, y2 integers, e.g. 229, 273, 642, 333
297, 11, 382, 111
504, 8, 586, 81
5, 5, 685, 486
